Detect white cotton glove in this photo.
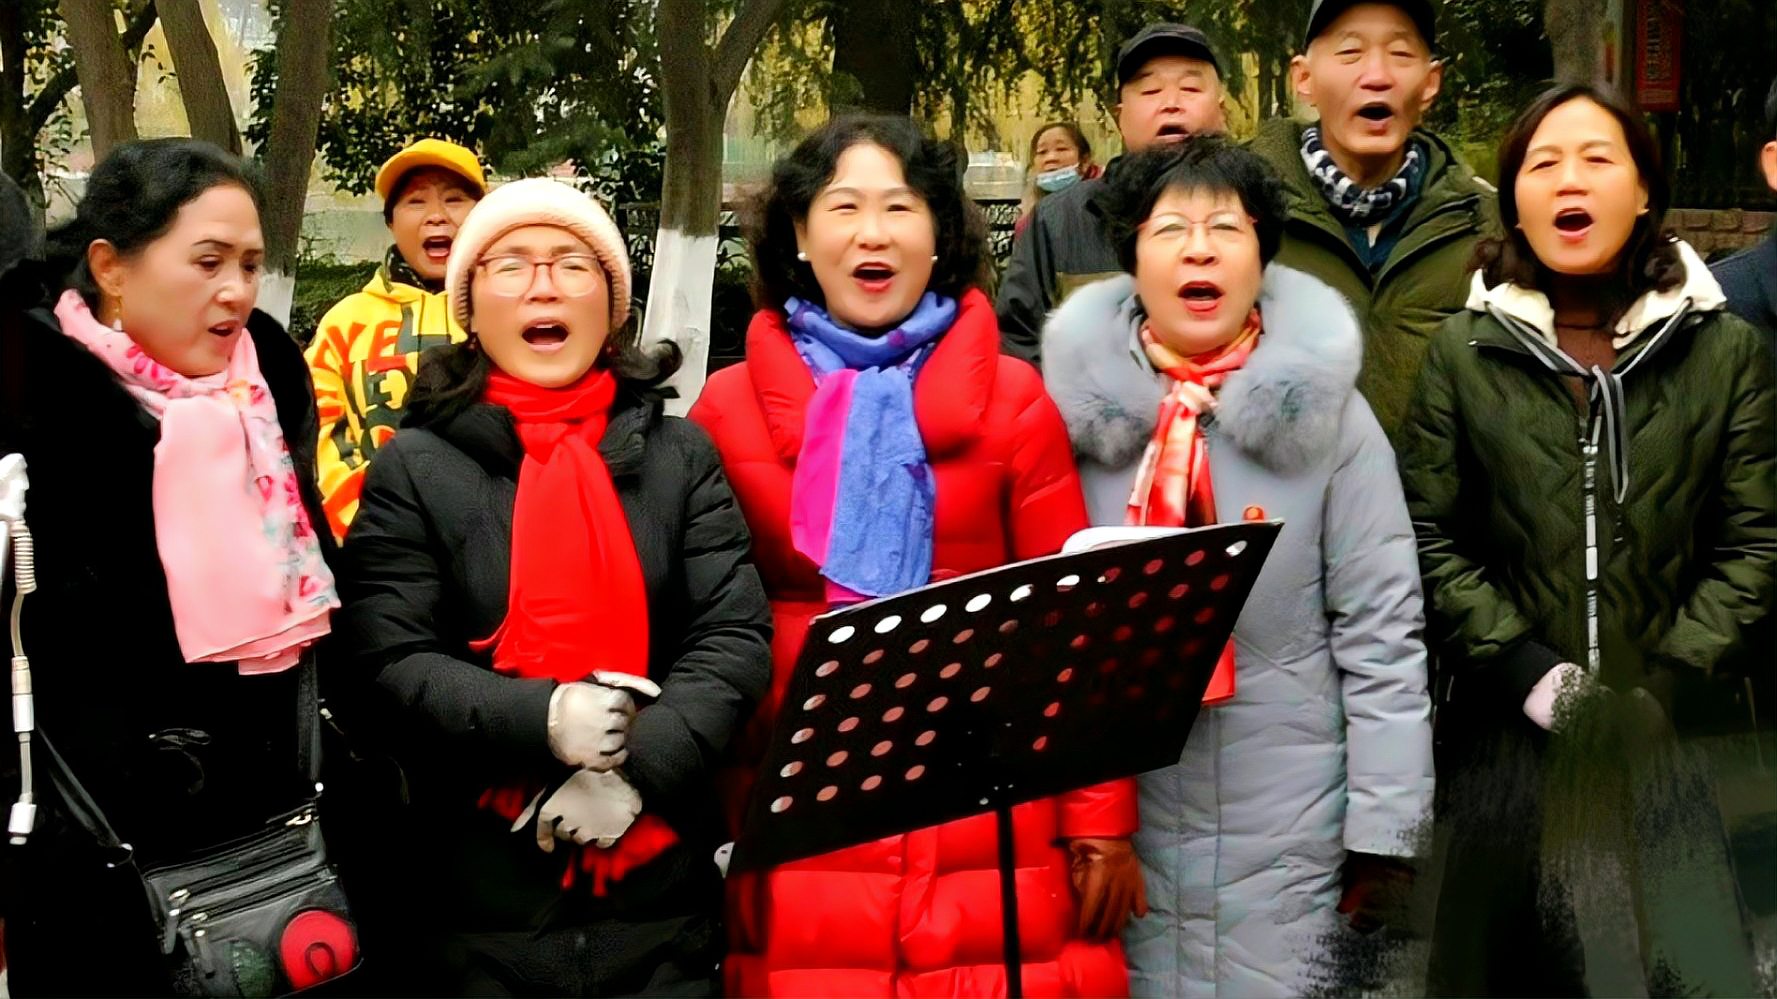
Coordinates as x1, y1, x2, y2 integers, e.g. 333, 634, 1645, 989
517, 768, 643, 853
547, 672, 663, 772
1523, 662, 1592, 731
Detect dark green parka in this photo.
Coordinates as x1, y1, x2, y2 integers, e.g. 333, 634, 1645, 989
1398, 242, 1776, 721
1249, 119, 1499, 437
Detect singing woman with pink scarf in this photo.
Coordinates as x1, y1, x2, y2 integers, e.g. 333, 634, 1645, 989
0, 140, 340, 993
1040, 139, 1435, 997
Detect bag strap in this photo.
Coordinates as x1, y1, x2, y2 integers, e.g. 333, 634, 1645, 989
27, 655, 322, 859
297, 652, 320, 787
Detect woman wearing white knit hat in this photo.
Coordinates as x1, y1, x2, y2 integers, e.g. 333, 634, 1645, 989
335, 177, 771, 994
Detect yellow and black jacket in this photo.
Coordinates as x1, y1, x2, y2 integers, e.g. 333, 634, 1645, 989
305, 249, 464, 540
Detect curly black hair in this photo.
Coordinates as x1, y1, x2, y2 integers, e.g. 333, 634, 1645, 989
1473, 83, 1683, 299
1093, 137, 1291, 274
746, 114, 990, 311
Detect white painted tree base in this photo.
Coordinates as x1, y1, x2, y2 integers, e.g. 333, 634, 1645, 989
641, 229, 719, 416
259, 270, 296, 331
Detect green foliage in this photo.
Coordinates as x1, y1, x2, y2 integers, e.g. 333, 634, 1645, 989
1424, 0, 1549, 180
1672, 0, 1777, 208
749, 0, 1038, 144
3, 0, 127, 204
247, 0, 664, 200
288, 257, 374, 346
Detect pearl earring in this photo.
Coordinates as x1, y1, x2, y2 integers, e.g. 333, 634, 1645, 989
796, 251, 809, 262
112, 299, 124, 332
931, 254, 939, 262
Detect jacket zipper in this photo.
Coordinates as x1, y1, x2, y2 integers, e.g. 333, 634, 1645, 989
173, 869, 340, 974
1373, 196, 1482, 289
1581, 417, 1602, 674
1289, 194, 1480, 289
154, 804, 317, 953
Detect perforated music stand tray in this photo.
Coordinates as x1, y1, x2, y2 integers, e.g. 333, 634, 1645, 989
732, 521, 1281, 996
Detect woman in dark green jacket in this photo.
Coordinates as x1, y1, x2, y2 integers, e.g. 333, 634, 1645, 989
1399, 85, 1774, 997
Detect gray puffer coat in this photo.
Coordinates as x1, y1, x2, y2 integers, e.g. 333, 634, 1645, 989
1042, 267, 1435, 997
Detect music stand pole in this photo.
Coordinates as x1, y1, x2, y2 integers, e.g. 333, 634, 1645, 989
995, 793, 1023, 998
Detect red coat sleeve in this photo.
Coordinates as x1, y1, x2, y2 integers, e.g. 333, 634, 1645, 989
1004, 364, 1090, 561
1001, 364, 1140, 839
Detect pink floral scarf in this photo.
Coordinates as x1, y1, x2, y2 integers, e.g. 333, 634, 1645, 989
56, 290, 338, 674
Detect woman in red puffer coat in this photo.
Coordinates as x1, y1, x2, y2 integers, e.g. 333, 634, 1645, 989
689, 114, 1144, 999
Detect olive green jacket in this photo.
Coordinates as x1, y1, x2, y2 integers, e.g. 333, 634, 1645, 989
1397, 242, 1777, 715
1249, 119, 1499, 437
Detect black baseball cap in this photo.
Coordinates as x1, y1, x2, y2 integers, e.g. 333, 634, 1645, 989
1304, 0, 1436, 50
1116, 23, 1221, 86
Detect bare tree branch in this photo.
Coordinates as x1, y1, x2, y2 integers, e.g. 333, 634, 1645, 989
156, 0, 243, 153
29, 0, 157, 134
713, 0, 792, 103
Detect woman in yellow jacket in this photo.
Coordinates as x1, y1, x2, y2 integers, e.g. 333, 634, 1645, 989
305, 138, 485, 539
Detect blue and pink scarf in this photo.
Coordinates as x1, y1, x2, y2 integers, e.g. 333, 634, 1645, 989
786, 293, 957, 603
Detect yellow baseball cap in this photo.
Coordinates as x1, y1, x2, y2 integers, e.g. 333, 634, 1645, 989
374, 138, 487, 202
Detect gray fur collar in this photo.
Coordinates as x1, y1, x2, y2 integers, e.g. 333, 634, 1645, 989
1041, 265, 1362, 474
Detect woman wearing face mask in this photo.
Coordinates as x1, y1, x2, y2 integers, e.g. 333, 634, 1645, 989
1041, 139, 1434, 997
335, 179, 771, 995
1017, 122, 1101, 237
0, 139, 343, 993
689, 114, 1144, 998
1400, 85, 1773, 996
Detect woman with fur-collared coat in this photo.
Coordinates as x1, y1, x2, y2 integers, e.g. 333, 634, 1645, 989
1041, 141, 1434, 997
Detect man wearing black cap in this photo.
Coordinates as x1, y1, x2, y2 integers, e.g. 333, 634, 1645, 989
1249, 0, 1497, 437
997, 23, 1227, 365
1711, 76, 1777, 335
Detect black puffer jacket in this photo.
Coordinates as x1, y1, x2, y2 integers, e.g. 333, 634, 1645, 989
0, 290, 332, 993
333, 383, 771, 993
994, 162, 1124, 366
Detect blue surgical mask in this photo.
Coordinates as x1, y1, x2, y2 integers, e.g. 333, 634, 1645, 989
1035, 165, 1083, 193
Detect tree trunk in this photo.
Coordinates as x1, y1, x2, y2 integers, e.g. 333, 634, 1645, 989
155, 0, 242, 154
830, 0, 916, 114
0, 1, 32, 203
1545, 0, 1606, 84
647, 0, 788, 412
257, 0, 332, 326
61, 0, 142, 161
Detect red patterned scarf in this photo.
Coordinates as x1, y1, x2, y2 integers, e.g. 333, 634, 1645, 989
475, 368, 678, 895
1126, 312, 1261, 704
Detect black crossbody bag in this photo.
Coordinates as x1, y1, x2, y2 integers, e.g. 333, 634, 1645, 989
36, 659, 360, 997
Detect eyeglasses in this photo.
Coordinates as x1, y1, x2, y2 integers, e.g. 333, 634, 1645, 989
1139, 211, 1257, 248
475, 254, 604, 298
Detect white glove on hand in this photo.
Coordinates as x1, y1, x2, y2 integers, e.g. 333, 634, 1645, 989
547, 672, 662, 772
1523, 662, 1591, 731
519, 769, 643, 853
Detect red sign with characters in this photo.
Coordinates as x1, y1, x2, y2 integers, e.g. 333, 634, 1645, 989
1636, 0, 1683, 112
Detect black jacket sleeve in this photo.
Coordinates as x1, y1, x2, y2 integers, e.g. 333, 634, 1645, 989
995, 203, 1058, 366
624, 427, 771, 812
335, 438, 556, 767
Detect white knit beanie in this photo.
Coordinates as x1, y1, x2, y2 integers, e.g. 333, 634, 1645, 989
445, 177, 632, 332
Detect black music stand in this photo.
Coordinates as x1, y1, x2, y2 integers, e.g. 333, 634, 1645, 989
732, 522, 1281, 997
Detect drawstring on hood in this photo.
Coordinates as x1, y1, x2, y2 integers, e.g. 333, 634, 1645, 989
1463, 239, 1728, 504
